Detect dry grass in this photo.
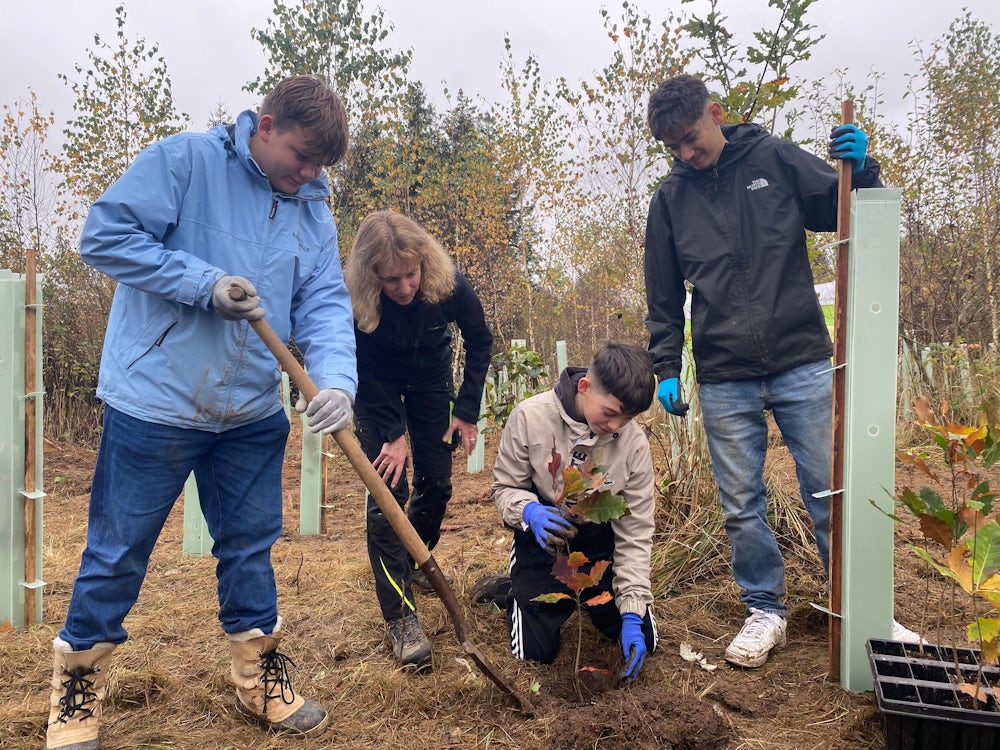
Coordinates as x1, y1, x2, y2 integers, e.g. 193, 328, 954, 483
0, 418, 905, 749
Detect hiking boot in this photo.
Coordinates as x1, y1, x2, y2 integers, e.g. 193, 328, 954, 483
412, 566, 453, 593
44, 638, 116, 750
724, 608, 787, 668
470, 574, 512, 610
386, 614, 433, 671
229, 620, 329, 737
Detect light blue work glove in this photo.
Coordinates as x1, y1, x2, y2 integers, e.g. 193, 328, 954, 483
656, 377, 689, 417
620, 612, 647, 683
211, 275, 265, 321
295, 389, 353, 434
829, 124, 869, 174
522, 501, 575, 555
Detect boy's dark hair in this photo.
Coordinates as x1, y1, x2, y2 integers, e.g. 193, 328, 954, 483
588, 341, 656, 416
261, 75, 349, 166
647, 74, 711, 143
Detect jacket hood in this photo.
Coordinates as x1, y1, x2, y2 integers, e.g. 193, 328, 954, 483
211, 110, 330, 201
553, 366, 586, 421
670, 122, 770, 178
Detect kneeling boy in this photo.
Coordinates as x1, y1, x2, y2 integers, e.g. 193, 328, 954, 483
483, 341, 658, 681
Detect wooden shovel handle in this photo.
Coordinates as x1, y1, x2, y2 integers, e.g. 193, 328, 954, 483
242, 308, 534, 714
246, 317, 431, 566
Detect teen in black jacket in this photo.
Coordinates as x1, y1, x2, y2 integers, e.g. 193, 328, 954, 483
644, 74, 881, 670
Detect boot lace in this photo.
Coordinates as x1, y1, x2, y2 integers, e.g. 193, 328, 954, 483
55, 666, 99, 724
258, 648, 298, 714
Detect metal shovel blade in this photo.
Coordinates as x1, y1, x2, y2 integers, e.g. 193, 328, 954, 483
244, 312, 534, 715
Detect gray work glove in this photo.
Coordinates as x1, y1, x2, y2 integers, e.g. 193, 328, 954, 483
295, 389, 353, 434
211, 275, 265, 321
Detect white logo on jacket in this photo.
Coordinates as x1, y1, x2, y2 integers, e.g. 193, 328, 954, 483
746, 178, 769, 192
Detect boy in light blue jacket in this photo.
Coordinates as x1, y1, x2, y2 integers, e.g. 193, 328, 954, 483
43, 75, 355, 749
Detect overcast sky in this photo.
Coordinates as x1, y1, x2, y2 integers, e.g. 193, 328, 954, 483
3, 0, 998, 138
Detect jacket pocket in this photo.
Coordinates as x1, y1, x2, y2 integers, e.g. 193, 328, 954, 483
122, 314, 179, 369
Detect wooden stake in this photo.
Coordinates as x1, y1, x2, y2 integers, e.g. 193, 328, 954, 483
829, 99, 854, 681
23, 246, 38, 627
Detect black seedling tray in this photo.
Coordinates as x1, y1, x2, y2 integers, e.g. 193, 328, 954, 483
867, 638, 1000, 750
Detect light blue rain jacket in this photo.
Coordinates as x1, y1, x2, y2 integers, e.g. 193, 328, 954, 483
80, 110, 357, 432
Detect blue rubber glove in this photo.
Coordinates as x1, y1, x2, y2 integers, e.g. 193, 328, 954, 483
656, 377, 689, 416
620, 612, 647, 683
829, 124, 869, 173
522, 501, 574, 554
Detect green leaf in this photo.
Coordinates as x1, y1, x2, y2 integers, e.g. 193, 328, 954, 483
560, 466, 588, 500
970, 480, 996, 516
570, 489, 630, 523
967, 617, 1000, 647
910, 545, 965, 586
531, 592, 571, 603
969, 521, 1000, 586
918, 486, 949, 515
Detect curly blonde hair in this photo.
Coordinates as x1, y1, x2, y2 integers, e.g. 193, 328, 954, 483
345, 211, 456, 333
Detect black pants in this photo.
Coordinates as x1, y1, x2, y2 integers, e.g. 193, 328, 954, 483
356, 385, 454, 621
505, 520, 657, 664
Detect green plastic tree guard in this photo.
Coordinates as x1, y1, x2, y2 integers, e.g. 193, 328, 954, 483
0, 269, 45, 628
466, 390, 486, 475
281, 371, 291, 420
556, 340, 568, 373
299, 410, 323, 535
182, 472, 213, 557
839, 188, 903, 692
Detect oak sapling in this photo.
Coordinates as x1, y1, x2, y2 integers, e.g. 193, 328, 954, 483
880, 395, 1000, 706
531, 439, 630, 697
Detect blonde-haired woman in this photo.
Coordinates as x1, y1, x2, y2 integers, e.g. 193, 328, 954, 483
344, 210, 493, 671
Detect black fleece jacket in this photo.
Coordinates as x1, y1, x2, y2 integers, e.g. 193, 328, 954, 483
355, 270, 493, 443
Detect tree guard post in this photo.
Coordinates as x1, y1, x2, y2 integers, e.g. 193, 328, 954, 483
828, 99, 854, 680
838, 188, 903, 691
0, 267, 45, 628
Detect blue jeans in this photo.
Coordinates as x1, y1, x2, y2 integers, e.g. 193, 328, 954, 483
699, 359, 832, 617
60, 406, 289, 650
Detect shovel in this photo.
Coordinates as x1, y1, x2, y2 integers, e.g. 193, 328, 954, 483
237, 301, 534, 715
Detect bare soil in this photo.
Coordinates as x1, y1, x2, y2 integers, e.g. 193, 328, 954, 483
0, 419, 956, 750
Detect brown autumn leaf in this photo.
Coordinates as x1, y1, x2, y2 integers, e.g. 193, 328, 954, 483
918, 514, 953, 549
895, 450, 938, 483
548, 438, 562, 491
959, 681, 990, 703
913, 395, 937, 425
584, 591, 613, 607
947, 543, 974, 593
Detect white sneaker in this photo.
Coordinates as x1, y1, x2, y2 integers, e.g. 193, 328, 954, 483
891, 619, 925, 644
724, 608, 787, 668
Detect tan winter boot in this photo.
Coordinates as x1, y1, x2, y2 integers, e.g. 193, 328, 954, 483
44, 637, 116, 750
229, 618, 329, 737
